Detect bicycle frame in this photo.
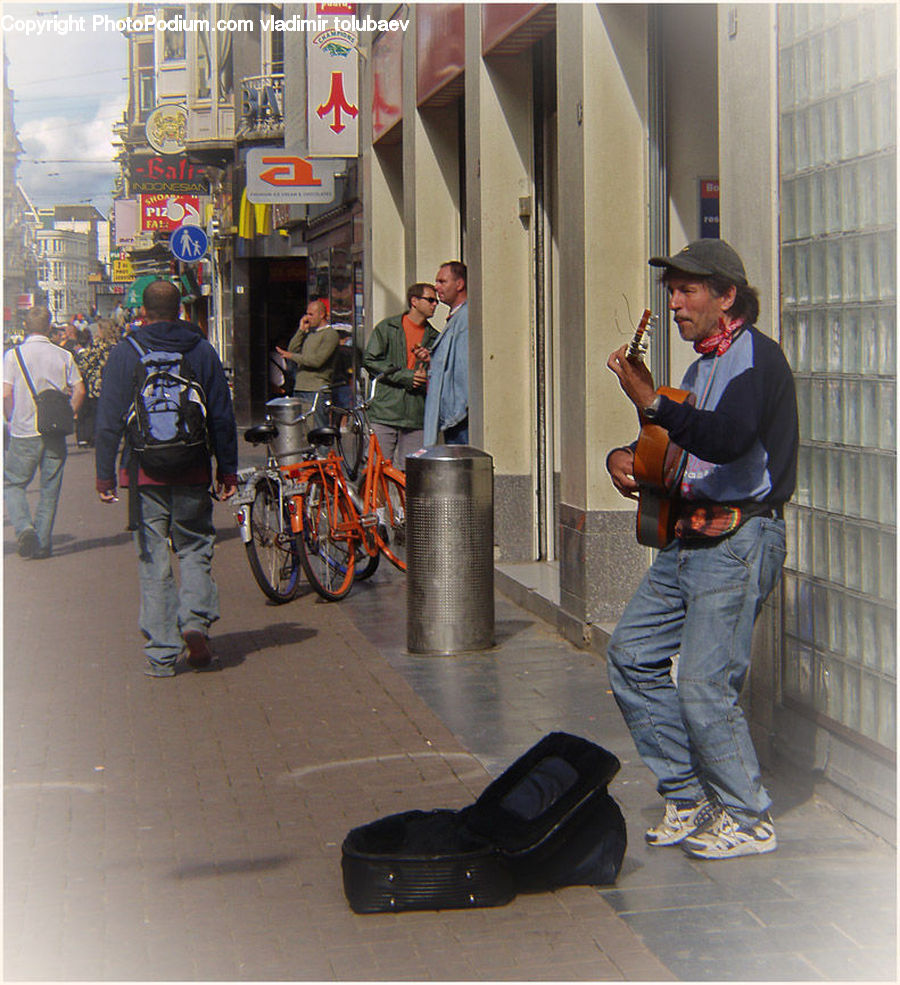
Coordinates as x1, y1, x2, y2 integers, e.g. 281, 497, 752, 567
236, 378, 409, 602
233, 390, 327, 544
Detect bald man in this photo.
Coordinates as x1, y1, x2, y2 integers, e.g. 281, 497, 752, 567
277, 298, 339, 430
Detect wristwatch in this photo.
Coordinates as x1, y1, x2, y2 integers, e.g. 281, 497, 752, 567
642, 394, 662, 420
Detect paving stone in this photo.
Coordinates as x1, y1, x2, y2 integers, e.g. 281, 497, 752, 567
4, 449, 896, 981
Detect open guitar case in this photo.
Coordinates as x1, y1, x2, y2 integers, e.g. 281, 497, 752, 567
341, 732, 627, 913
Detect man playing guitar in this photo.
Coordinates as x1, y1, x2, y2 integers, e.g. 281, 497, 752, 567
605, 239, 798, 860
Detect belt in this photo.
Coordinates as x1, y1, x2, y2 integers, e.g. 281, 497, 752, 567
743, 502, 784, 521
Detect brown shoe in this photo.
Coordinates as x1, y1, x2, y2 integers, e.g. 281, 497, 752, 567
182, 630, 213, 669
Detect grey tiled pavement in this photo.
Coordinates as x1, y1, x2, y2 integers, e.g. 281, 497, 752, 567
4, 445, 896, 981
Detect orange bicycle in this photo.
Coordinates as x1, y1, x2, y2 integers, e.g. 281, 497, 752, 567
296, 375, 407, 600
233, 390, 371, 602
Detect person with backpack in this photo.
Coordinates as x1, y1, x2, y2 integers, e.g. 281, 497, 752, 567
94, 279, 238, 678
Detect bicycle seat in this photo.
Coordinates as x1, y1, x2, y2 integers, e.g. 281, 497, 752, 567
307, 426, 339, 446
244, 423, 279, 445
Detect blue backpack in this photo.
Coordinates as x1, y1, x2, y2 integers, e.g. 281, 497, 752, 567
125, 337, 209, 475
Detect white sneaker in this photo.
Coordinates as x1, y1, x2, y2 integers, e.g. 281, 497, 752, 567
680, 807, 777, 859
645, 795, 715, 846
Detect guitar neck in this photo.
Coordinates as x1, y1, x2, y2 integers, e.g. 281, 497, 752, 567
626, 309, 653, 362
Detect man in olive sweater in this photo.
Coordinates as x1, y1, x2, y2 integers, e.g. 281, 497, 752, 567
362, 283, 440, 466
276, 298, 339, 429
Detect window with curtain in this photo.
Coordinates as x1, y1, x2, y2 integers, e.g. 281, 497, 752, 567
195, 6, 212, 100
778, 4, 896, 751
162, 6, 185, 61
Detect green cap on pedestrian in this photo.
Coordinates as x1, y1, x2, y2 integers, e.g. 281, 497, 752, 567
649, 239, 748, 286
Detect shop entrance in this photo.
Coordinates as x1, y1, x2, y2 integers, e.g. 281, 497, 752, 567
248, 257, 308, 418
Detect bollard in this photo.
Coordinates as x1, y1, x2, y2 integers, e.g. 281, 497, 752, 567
406, 446, 494, 654
265, 397, 308, 464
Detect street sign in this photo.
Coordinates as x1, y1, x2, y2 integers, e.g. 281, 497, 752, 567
140, 194, 201, 231
307, 23, 359, 157
170, 224, 208, 262
112, 258, 135, 283
246, 148, 337, 204
145, 104, 188, 155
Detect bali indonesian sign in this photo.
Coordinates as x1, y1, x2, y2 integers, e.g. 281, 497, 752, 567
130, 155, 208, 194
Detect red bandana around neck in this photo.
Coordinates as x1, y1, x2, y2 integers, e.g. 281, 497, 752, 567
694, 316, 745, 355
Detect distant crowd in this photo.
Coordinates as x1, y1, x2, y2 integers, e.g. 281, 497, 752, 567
4, 306, 156, 448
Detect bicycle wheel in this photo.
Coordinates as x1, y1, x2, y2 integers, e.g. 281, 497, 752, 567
371, 470, 407, 571
298, 475, 357, 600
354, 539, 381, 580
333, 407, 366, 481
245, 479, 301, 603
343, 481, 380, 580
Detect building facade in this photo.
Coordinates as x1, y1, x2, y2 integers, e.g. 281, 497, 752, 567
35, 227, 92, 324
113, 2, 364, 423
3, 51, 32, 335
358, 3, 897, 838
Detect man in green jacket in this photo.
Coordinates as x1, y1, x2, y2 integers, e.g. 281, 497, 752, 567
276, 298, 338, 429
362, 284, 440, 466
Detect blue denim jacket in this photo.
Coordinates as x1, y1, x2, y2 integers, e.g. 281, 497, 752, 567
423, 301, 468, 446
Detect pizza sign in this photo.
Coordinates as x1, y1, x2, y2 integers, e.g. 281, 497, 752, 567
140, 194, 201, 231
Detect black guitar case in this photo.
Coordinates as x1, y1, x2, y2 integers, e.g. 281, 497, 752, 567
341, 732, 627, 913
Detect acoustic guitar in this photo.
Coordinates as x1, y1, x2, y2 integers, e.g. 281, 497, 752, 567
626, 310, 694, 548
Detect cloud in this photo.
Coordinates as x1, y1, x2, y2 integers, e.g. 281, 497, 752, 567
16, 97, 123, 212
6, 2, 128, 211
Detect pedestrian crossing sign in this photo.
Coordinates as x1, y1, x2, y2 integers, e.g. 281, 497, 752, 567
169, 223, 208, 262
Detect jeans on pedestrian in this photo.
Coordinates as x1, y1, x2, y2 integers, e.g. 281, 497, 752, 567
4, 434, 67, 552
606, 517, 787, 823
371, 423, 425, 468
443, 418, 469, 445
135, 485, 219, 670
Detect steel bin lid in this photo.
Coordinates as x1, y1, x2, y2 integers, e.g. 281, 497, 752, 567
405, 446, 493, 498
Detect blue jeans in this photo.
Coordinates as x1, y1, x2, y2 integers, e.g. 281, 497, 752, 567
606, 517, 787, 823
136, 486, 219, 670
443, 418, 469, 445
4, 434, 68, 552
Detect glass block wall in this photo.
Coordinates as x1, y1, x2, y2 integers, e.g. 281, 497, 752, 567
779, 4, 896, 750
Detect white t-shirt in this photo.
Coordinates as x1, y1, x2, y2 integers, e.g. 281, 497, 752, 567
4, 335, 82, 438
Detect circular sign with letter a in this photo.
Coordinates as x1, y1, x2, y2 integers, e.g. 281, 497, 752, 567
170, 223, 208, 262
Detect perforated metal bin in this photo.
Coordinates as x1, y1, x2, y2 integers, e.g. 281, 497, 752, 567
405, 446, 494, 654
264, 397, 308, 464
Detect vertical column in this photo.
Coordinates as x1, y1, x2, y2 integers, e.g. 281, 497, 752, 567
464, 5, 536, 558
368, 144, 405, 321
361, 23, 405, 325
556, 4, 652, 627
412, 105, 461, 286
717, 4, 780, 757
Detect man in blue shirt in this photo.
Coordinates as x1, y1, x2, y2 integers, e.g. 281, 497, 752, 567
420, 261, 469, 446
605, 240, 798, 860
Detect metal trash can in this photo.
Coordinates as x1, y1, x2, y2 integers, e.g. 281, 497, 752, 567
406, 445, 494, 654
265, 397, 308, 464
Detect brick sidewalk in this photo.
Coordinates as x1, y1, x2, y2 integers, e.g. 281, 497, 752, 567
4, 447, 672, 981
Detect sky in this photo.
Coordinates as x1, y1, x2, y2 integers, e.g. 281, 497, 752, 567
4, 2, 129, 216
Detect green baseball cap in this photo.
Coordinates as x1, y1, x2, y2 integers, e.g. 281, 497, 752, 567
649, 239, 748, 286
